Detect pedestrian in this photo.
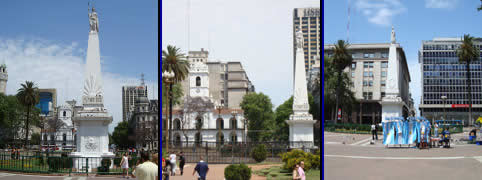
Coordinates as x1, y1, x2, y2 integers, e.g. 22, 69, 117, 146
297, 161, 306, 180
162, 157, 170, 180
169, 151, 177, 176
292, 162, 301, 180
193, 156, 209, 180
132, 151, 158, 180
152, 153, 158, 166
371, 123, 378, 140
120, 152, 130, 178
434, 123, 439, 138
179, 151, 185, 175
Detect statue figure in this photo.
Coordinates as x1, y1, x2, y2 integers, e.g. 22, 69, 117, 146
391, 25, 396, 44
88, 5, 99, 32
296, 28, 303, 49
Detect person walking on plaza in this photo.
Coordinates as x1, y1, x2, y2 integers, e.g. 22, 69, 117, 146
120, 152, 130, 178
193, 156, 209, 180
162, 157, 170, 180
178, 151, 185, 175
292, 162, 301, 180
297, 161, 306, 180
169, 151, 177, 176
434, 123, 439, 138
371, 123, 378, 140
132, 151, 158, 180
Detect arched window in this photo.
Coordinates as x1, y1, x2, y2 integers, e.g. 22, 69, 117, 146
43, 134, 48, 145
196, 76, 201, 87
174, 133, 181, 146
63, 111, 66, 117
196, 117, 203, 130
231, 118, 237, 130
50, 134, 55, 145
217, 118, 224, 130
174, 119, 181, 130
63, 134, 67, 142
217, 132, 224, 145
230, 132, 237, 144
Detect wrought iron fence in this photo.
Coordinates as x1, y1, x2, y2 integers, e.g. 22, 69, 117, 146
0, 151, 143, 175
162, 141, 320, 164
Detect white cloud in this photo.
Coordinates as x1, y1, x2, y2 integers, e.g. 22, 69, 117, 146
354, 0, 406, 26
0, 38, 158, 133
425, 0, 458, 9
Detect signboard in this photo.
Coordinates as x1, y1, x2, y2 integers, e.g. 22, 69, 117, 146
451, 104, 471, 108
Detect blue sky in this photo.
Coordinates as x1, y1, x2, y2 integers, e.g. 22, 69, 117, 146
324, 0, 482, 115
0, 0, 158, 132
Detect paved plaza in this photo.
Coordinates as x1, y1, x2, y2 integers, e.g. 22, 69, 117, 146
0, 172, 137, 180
324, 131, 482, 180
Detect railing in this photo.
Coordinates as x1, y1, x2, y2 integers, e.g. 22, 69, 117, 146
162, 141, 320, 164
0, 152, 141, 175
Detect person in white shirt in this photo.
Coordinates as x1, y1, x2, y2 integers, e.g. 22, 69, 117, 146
132, 151, 158, 180
371, 124, 378, 140
169, 151, 177, 176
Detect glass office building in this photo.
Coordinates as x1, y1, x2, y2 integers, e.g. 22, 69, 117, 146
419, 37, 482, 125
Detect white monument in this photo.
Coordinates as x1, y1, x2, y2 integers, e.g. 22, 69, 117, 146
285, 29, 315, 148
70, 4, 114, 171
381, 26, 406, 122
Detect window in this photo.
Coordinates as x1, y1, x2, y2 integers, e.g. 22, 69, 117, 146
363, 81, 368, 86
351, 72, 355, 78
381, 71, 387, 77
351, 62, 356, 69
364, 53, 375, 58
381, 92, 386, 97
220, 74, 224, 80
364, 72, 369, 77
381, 80, 386, 87
364, 62, 374, 68
381, 61, 388, 68
363, 92, 373, 100
196, 76, 201, 86
369, 72, 373, 77
63, 111, 66, 117
381, 53, 388, 58
368, 81, 373, 86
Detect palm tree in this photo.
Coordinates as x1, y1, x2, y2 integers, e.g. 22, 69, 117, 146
478, 0, 482, 11
457, 34, 480, 126
332, 40, 353, 123
162, 45, 190, 146
16, 81, 39, 149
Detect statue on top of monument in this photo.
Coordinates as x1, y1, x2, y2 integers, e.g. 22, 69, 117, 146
391, 25, 396, 44
296, 28, 304, 49
88, 3, 99, 33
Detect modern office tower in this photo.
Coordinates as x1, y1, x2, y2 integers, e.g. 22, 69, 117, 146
122, 78, 148, 122
419, 37, 482, 125
36, 89, 57, 115
324, 43, 414, 124
293, 7, 321, 75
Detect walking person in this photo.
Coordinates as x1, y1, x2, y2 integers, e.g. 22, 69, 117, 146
292, 161, 301, 180
193, 156, 209, 180
434, 123, 439, 138
178, 152, 185, 175
132, 151, 158, 180
169, 151, 177, 176
162, 157, 170, 180
297, 161, 306, 180
371, 123, 378, 140
120, 152, 130, 178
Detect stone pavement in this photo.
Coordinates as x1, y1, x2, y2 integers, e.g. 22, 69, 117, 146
324, 131, 482, 180
167, 163, 279, 180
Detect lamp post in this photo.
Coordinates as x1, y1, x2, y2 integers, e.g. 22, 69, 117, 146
441, 95, 447, 123
162, 70, 175, 154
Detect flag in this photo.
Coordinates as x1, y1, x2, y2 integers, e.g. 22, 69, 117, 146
402, 120, 410, 144
383, 122, 395, 145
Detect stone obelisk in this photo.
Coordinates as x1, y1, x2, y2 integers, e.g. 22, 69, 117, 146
285, 29, 315, 148
70, 4, 114, 171
381, 26, 405, 122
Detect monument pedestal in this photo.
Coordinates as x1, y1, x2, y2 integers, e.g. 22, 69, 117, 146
381, 96, 405, 123
286, 113, 315, 148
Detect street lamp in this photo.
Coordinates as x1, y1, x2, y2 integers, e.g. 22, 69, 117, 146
441, 95, 447, 123
162, 70, 175, 154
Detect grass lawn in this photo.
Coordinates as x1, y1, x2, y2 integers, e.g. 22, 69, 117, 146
254, 165, 320, 180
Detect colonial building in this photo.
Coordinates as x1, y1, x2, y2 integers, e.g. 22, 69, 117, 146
40, 101, 76, 151
164, 48, 253, 145
129, 97, 159, 151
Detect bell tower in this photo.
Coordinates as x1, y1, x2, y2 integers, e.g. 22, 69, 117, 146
0, 63, 7, 95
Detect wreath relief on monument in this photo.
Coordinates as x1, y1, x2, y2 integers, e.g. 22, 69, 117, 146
84, 136, 99, 152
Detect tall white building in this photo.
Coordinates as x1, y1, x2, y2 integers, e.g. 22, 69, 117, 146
41, 103, 76, 151
0, 63, 7, 94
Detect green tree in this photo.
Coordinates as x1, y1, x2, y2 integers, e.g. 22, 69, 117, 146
240, 92, 275, 142
478, 0, 482, 11
273, 94, 317, 141
162, 83, 183, 109
457, 34, 480, 125
16, 81, 40, 149
331, 40, 353, 123
112, 121, 133, 149
162, 45, 190, 145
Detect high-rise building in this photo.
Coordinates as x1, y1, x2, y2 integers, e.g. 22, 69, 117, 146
122, 78, 148, 122
293, 7, 321, 75
324, 41, 414, 123
419, 37, 482, 125
36, 89, 57, 115
0, 63, 7, 94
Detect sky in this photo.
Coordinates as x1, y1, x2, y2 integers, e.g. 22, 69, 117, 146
0, 0, 159, 132
162, 0, 320, 109
324, 0, 482, 115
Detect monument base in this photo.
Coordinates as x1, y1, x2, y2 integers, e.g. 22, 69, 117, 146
381, 96, 405, 122
70, 152, 115, 172
286, 113, 315, 149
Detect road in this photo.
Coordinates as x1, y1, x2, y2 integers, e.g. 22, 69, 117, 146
324, 131, 482, 180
